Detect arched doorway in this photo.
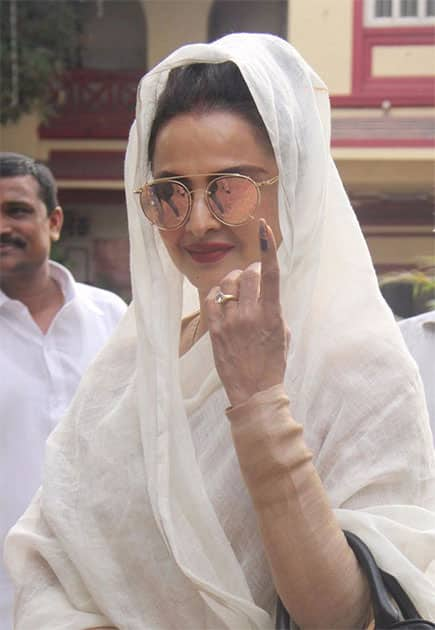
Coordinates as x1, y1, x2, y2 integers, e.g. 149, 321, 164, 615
78, 0, 147, 71
208, 0, 288, 41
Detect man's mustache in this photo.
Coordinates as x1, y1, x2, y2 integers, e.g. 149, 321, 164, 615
0, 234, 26, 249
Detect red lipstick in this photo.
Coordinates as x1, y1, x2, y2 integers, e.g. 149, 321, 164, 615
185, 242, 234, 263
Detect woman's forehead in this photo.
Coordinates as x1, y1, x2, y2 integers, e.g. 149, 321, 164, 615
152, 110, 276, 176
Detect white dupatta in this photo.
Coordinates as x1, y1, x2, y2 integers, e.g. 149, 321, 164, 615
5, 34, 435, 629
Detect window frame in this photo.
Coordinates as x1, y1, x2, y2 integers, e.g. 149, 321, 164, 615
330, 0, 435, 108
365, 0, 435, 26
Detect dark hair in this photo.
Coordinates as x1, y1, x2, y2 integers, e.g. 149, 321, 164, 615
148, 62, 272, 164
0, 152, 59, 214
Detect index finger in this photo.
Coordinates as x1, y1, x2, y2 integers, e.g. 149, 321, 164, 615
259, 219, 280, 306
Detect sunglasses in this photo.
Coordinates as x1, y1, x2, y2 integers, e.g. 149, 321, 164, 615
134, 173, 279, 231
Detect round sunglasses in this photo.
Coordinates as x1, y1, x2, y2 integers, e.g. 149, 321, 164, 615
134, 172, 279, 231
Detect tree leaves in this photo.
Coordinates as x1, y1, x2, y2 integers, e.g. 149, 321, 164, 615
0, 0, 81, 124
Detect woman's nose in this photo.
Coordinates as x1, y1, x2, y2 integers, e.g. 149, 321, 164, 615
184, 189, 221, 238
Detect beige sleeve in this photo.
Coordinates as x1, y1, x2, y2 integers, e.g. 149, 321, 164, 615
227, 384, 372, 630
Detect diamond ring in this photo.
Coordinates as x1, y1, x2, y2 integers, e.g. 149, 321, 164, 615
215, 290, 238, 305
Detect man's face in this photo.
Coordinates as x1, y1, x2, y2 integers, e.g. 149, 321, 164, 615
0, 175, 63, 282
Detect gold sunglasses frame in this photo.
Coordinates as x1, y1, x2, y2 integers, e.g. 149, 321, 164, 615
134, 172, 279, 231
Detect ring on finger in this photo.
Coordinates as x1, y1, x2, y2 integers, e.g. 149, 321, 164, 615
215, 290, 238, 305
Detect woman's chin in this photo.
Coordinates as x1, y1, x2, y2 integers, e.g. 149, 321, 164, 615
185, 267, 228, 297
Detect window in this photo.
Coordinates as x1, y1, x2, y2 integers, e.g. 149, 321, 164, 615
400, 0, 418, 16
375, 0, 393, 16
366, 0, 435, 24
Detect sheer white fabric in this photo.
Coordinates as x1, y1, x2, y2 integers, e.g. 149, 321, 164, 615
5, 34, 435, 629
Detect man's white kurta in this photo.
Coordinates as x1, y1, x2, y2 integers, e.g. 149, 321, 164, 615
0, 261, 127, 629
400, 310, 435, 444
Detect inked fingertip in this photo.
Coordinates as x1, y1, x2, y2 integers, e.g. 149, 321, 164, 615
259, 220, 268, 251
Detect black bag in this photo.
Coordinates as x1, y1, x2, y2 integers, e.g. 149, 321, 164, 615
275, 530, 435, 629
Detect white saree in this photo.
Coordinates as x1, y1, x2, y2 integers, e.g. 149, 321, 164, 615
5, 34, 435, 629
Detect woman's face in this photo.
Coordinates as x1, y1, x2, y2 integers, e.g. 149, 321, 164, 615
151, 110, 281, 297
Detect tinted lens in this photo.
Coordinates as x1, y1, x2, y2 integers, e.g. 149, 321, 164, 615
141, 181, 189, 229
207, 176, 258, 225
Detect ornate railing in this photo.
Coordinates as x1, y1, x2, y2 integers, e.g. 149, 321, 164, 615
39, 69, 143, 139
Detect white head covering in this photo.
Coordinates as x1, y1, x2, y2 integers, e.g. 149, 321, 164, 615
5, 34, 435, 629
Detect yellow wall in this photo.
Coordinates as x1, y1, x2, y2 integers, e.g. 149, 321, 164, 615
0, 113, 41, 157
333, 151, 435, 195
143, 0, 212, 68
365, 233, 434, 268
0, 117, 128, 166
289, 0, 353, 94
373, 45, 435, 77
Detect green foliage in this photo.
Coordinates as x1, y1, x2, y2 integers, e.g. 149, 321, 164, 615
0, 0, 81, 124
379, 267, 435, 319
411, 271, 435, 312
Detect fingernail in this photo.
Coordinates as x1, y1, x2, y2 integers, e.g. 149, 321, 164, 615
259, 222, 268, 251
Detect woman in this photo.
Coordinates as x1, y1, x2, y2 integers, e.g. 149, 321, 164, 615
5, 34, 435, 629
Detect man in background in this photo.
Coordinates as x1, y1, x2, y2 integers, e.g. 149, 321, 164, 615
399, 310, 435, 445
0, 153, 127, 627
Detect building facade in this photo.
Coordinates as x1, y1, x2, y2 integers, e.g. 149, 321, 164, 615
1, 0, 434, 304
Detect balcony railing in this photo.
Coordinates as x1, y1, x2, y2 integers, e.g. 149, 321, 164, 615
39, 69, 143, 139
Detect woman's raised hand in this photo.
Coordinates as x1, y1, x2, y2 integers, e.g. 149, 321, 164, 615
206, 219, 290, 407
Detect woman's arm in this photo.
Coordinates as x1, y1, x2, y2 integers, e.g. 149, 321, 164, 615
206, 221, 372, 629
227, 384, 371, 629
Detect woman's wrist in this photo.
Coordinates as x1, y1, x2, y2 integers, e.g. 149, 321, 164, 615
226, 382, 287, 414
226, 384, 312, 507
225, 379, 286, 408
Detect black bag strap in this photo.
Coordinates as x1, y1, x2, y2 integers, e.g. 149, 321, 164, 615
275, 531, 434, 630
343, 530, 429, 627
381, 570, 421, 619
